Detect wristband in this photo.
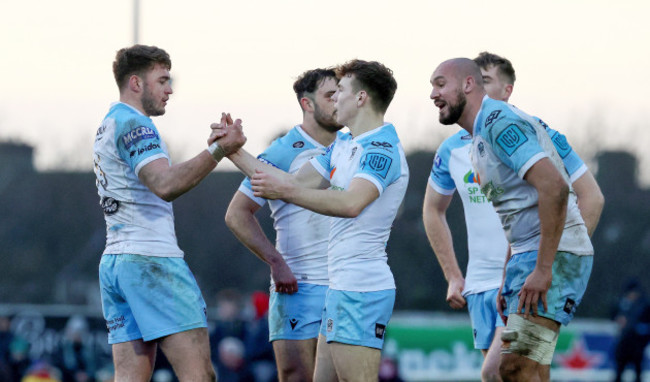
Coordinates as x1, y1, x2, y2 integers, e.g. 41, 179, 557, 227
207, 141, 226, 162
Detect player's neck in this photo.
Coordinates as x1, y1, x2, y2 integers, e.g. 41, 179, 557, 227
120, 93, 147, 116
457, 93, 485, 135
301, 120, 338, 147
347, 110, 384, 138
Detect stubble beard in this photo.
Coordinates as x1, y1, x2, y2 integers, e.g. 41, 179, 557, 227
142, 83, 166, 117
439, 89, 466, 126
314, 103, 344, 132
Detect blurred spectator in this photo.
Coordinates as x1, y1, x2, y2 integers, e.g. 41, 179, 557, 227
152, 368, 174, 382
244, 291, 276, 382
210, 289, 247, 350
21, 360, 62, 382
612, 278, 650, 382
9, 337, 31, 382
55, 315, 96, 382
215, 336, 254, 382
93, 364, 114, 382
0, 315, 15, 381
378, 357, 403, 382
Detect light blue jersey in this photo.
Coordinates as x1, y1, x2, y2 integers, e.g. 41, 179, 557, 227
93, 102, 182, 257
239, 126, 338, 286
470, 96, 593, 256
310, 123, 409, 292
429, 121, 587, 295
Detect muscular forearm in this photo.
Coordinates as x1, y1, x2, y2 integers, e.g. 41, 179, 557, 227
142, 151, 217, 202
225, 208, 285, 267
285, 187, 366, 218
536, 183, 568, 269
423, 210, 463, 281
228, 149, 283, 179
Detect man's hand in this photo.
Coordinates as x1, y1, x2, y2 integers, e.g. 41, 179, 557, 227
209, 113, 246, 155
271, 261, 298, 295
446, 276, 467, 309
208, 113, 230, 144
251, 169, 297, 200
517, 267, 552, 319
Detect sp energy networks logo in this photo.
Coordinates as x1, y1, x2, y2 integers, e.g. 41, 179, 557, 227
464, 170, 488, 204
463, 170, 479, 185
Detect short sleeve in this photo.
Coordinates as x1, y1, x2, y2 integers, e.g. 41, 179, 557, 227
429, 142, 456, 195
115, 115, 167, 175
487, 119, 546, 178
309, 142, 334, 181
355, 146, 402, 193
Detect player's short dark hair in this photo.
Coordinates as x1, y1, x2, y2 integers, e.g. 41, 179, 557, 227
335, 59, 397, 114
473, 51, 516, 85
293, 68, 337, 103
113, 45, 172, 91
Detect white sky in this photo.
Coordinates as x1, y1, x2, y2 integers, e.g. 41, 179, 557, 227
1, 0, 649, 183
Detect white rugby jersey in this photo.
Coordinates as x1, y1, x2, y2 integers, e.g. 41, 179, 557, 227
470, 96, 593, 256
239, 126, 339, 285
310, 123, 409, 292
429, 120, 588, 295
93, 102, 183, 257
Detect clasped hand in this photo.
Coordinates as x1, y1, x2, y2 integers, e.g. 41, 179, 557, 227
208, 112, 246, 155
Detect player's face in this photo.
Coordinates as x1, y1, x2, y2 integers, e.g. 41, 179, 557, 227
332, 75, 358, 126
430, 68, 466, 126
141, 63, 173, 117
481, 65, 510, 102
312, 77, 344, 132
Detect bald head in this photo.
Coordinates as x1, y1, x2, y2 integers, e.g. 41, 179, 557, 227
430, 58, 487, 130
437, 58, 484, 87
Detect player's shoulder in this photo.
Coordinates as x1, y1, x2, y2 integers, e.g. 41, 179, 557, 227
259, 125, 321, 170
439, 130, 471, 151
479, 99, 535, 139
108, 103, 150, 124
358, 123, 400, 149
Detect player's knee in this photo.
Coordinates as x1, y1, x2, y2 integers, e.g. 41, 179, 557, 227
176, 362, 215, 382
277, 360, 311, 382
498, 357, 523, 382
500, 315, 557, 365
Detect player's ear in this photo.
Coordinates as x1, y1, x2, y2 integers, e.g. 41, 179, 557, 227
464, 75, 476, 94
128, 74, 142, 93
504, 84, 514, 100
300, 97, 313, 113
357, 90, 367, 107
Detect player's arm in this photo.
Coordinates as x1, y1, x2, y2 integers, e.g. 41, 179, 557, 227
225, 191, 298, 294
227, 149, 328, 190
545, 124, 604, 237
251, 171, 378, 218
497, 245, 512, 324
520, 158, 569, 318
213, 113, 328, 190
139, 121, 245, 201
422, 185, 466, 309
571, 171, 604, 237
